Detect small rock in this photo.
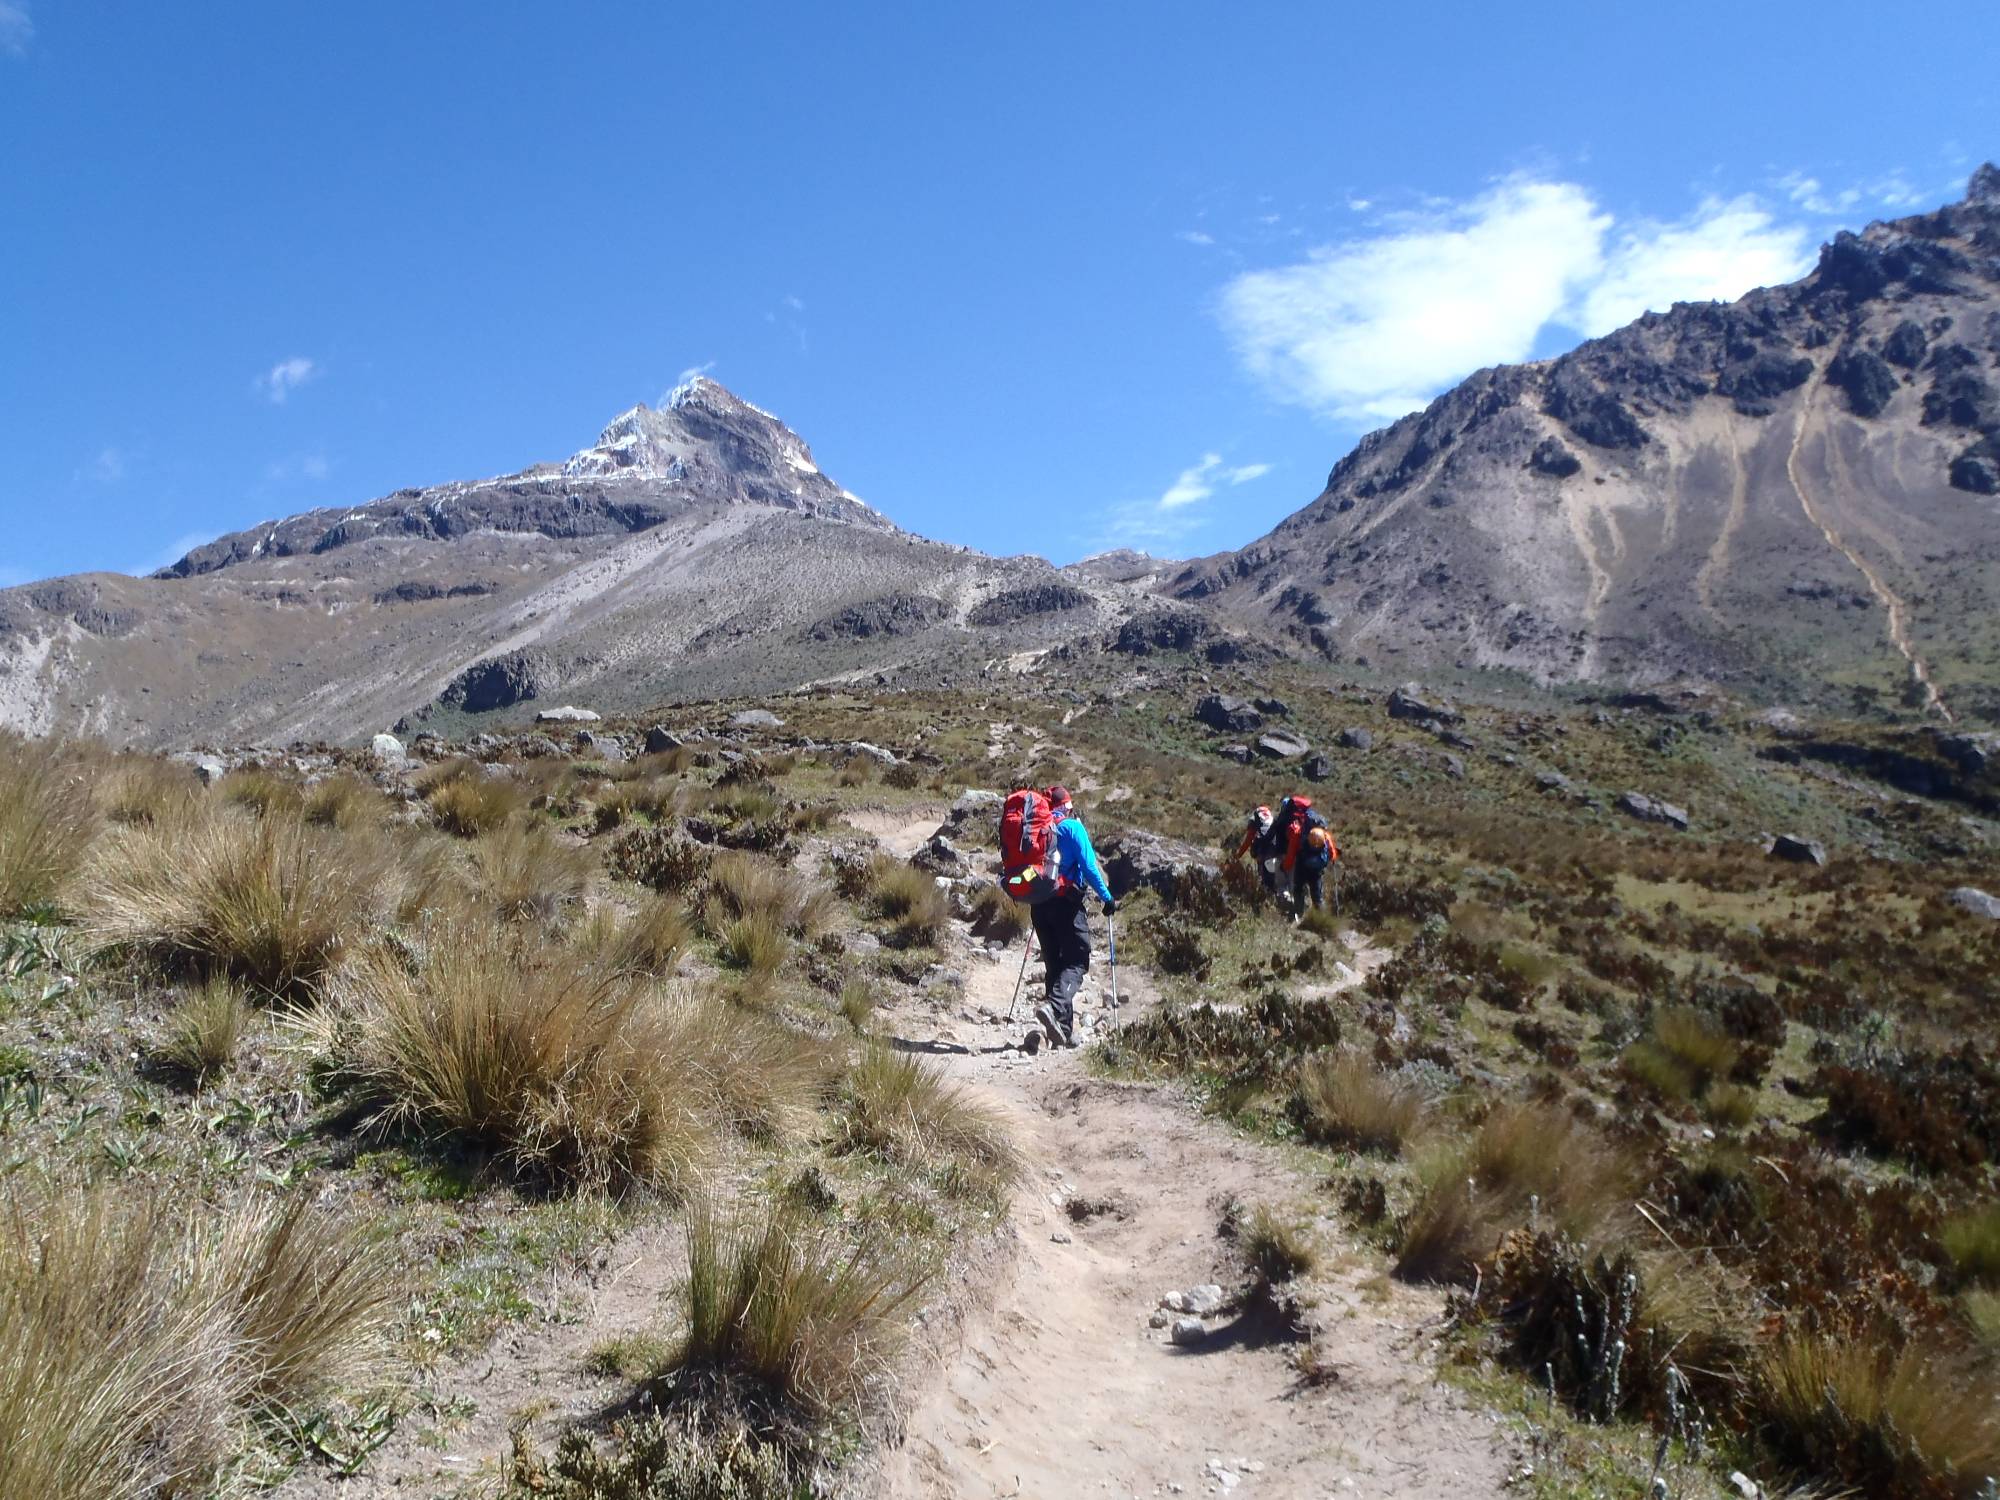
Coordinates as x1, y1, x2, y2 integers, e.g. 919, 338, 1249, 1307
178, 752, 228, 786
1537, 769, 1575, 795
1149, 1309, 1172, 1328
1169, 1317, 1207, 1346
729, 709, 785, 730
643, 726, 684, 753
1767, 834, 1826, 866
1256, 729, 1312, 759
1303, 751, 1333, 782
1220, 743, 1252, 765
1337, 726, 1374, 752
1161, 1290, 1189, 1313
1949, 886, 2000, 920
1618, 791, 1689, 830
1387, 682, 1460, 724
370, 732, 405, 763
1252, 696, 1290, 717
534, 705, 600, 723
1183, 1283, 1225, 1316
1728, 1471, 1760, 1499
1050, 1230, 1073, 1244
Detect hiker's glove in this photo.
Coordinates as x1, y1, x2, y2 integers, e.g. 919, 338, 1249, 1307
1102, 899, 1117, 917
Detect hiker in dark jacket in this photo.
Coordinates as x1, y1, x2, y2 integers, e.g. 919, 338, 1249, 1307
1231, 803, 1282, 897
1277, 794, 1337, 920
1030, 785, 1115, 1049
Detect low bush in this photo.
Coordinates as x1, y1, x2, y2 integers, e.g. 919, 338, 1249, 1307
840, 1044, 1019, 1198
608, 826, 713, 893
1142, 912, 1211, 979
154, 977, 250, 1085
882, 761, 924, 791
504, 1412, 794, 1500
670, 1199, 926, 1416
332, 930, 709, 1188
0, 736, 96, 918
1291, 1052, 1423, 1155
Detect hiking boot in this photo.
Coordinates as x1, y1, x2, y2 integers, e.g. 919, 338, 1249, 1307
1032, 1004, 1063, 1047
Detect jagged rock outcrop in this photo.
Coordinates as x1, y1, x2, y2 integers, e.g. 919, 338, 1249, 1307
1168, 169, 2000, 720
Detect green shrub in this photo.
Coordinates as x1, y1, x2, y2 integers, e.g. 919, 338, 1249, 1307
1942, 1202, 2000, 1288
1622, 1005, 1740, 1102
505, 1413, 793, 1499
608, 826, 712, 893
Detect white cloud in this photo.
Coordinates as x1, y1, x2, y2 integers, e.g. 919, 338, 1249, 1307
1221, 177, 1609, 423
1779, 170, 1928, 216
1157, 452, 1273, 510
1177, 229, 1215, 247
0, 2, 32, 56
82, 447, 124, 483
256, 356, 317, 404
265, 452, 331, 483
1221, 175, 1829, 424
1577, 196, 1812, 335
783, 293, 805, 312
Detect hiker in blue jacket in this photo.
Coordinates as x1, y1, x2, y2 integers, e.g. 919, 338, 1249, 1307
1031, 785, 1115, 1049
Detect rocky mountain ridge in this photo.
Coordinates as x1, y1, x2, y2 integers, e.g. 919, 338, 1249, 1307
1172, 165, 2000, 723
0, 379, 1154, 747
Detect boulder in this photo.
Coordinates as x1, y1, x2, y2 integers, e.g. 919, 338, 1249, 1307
577, 731, 626, 763
1220, 743, 1252, 765
729, 709, 785, 730
176, 752, 228, 786
1940, 732, 2000, 776
936, 789, 1003, 843
1252, 696, 1290, 718
1537, 770, 1576, 796
1388, 683, 1460, 724
1618, 791, 1689, 830
643, 726, 684, 754
845, 741, 899, 766
1948, 886, 2000, 920
1337, 726, 1374, 752
1767, 834, 1826, 866
1182, 1283, 1226, 1316
1194, 693, 1263, 734
1255, 730, 1311, 760
534, 705, 600, 724
1440, 753, 1467, 781
1751, 707, 1806, 739
910, 833, 969, 876
370, 732, 405, 763
1169, 1317, 1207, 1346
1097, 829, 1219, 899
1303, 752, 1333, 783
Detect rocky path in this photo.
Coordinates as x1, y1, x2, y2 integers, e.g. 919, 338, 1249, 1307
871, 932, 1514, 1500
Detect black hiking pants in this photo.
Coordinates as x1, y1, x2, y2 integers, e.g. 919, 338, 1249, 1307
1031, 888, 1093, 1039
1291, 863, 1326, 912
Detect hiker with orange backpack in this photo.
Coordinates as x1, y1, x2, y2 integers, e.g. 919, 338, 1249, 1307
998, 781, 1114, 1049
1276, 794, 1337, 921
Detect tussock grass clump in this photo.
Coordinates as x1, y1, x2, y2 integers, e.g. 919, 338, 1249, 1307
579, 897, 691, 977
1396, 1103, 1633, 1285
967, 881, 1029, 941
670, 1199, 926, 1416
1243, 1204, 1318, 1286
96, 756, 199, 827
867, 857, 950, 947
219, 768, 301, 819
333, 930, 710, 1189
1942, 1202, 2000, 1288
708, 853, 835, 939
1297, 906, 1344, 941
471, 821, 591, 923
1966, 1287, 2000, 1350
426, 771, 526, 837
0, 1187, 391, 1500
155, 977, 250, 1085
0, 735, 96, 918
838, 979, 877, 1033
718, 912, 789, 978
1292, 1051, 1424, 1155
1700, 1080, 1758, 1129
840, 1044, 1019, 1197
302, 773, 382, 830
1753, 1334, 2000, 1498
79, 809, 388, 992
1622, 1005, 1740, 1102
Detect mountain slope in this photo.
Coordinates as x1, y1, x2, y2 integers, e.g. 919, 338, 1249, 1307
1172, 166, 2000, 721
0, 379, 1142, 746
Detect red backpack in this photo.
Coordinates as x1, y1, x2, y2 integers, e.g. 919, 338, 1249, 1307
999, 788, 1064, 904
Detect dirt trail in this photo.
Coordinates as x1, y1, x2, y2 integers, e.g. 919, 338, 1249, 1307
870, 849, 1511, 1498
1786, 374, 1951, 719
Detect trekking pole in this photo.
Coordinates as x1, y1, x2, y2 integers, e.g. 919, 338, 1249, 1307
1006, 926, 1036, 1021
1106, 909, 1119, 1022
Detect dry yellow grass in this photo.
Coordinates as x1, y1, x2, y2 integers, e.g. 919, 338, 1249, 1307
155, 977, 251, 1084
0, 735, 96, 918
1292, 1051, 1424, 1155
840, 1044, 1019, 1198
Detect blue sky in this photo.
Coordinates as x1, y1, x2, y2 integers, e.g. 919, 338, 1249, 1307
1, 1, 1994, 586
